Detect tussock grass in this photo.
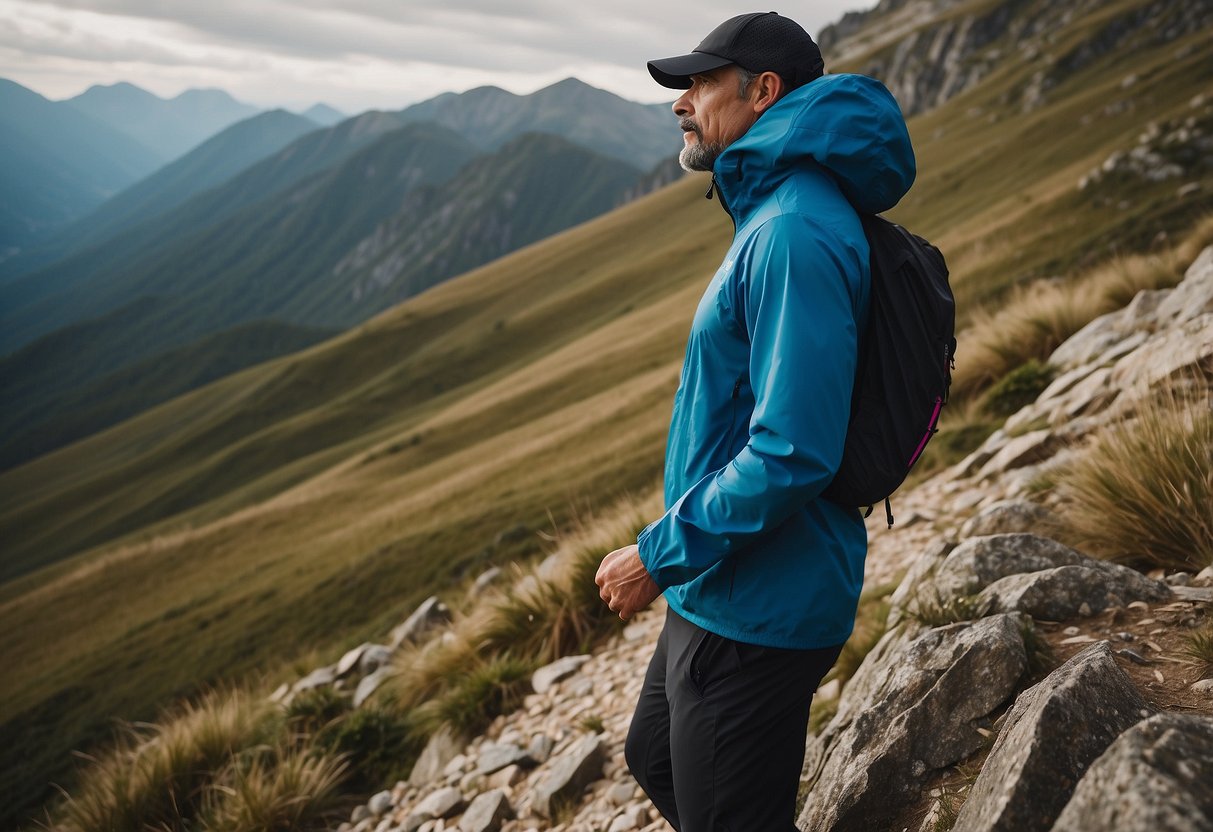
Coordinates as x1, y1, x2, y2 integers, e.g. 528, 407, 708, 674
951, 215, 1213, 402
201, 747, 346, 832
48, 689, 282, 832
904, 586, 993, 628
1178, 621, 1213, 675
415, 655, 536, 737
1052, 385, 1213, 571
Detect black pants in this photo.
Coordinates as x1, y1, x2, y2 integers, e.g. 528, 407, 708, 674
625, 607, 843, 832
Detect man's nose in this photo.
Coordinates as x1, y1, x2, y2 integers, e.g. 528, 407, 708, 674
673, 91, 692, 117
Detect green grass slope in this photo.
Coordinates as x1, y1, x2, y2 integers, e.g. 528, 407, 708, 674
1, 0, 1210, 825
0, 175, 731, 824
0, 319, 337, 476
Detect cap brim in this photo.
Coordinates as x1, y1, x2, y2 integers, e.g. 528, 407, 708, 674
647, 51, 733, 89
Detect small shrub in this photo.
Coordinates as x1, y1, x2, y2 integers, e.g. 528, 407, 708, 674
1051, 388, 1213, 571
416, 655, 535, 737
314, 707, 421, 793
980, 360, 1056, 417
1018, 618, 1058, 683
1178, 620, 1213, 674
285, 687, 350, 737
904, 587, 992, 627
201, 746, 346, 832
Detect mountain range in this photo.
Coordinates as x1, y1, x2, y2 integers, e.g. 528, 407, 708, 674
0, 78, 683, 469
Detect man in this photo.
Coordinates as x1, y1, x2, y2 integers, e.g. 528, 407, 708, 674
594, 11, 916, 831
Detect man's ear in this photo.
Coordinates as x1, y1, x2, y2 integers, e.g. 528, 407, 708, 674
751, 71, 786, 114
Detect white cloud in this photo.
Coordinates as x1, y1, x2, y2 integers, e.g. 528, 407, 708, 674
2, 0, 873, 111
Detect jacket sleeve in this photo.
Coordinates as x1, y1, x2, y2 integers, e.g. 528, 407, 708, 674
637, 214, 865, 589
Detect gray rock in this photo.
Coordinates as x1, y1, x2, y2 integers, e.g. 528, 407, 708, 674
477, 742, 531, 775
932, 534, 1169, 607
390, 596, 452, 649
359, 644, 393, 675
458, 789, 513, 832
351, 804, 371, 823
1153, 246, 1213, 326
526, 732, 555, 765
952, 641, 1152, 832
293, 665, 337, 692
960, 500, 1055, 540
1050, 712, 1213, 831
337, 643, 373, 677
1107, 314, 1213, 401
1192, 679, 1213, 694
797, 614, 1028, 832
368, 790, 394, 817
532, 654, 591, 694
404, 786, 466, 832
977, 563, 1171, 620
353, 665, 395, 708
976, 430, 1061, 479
410, 725, 465, 786
533, 734, 606, 818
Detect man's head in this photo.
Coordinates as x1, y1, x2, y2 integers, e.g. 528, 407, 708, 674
647, 12, 825, 172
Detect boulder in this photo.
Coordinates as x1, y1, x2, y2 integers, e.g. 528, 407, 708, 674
476, 742, 532, 775
1050, 712, 1213, 831
960, 500, 1056, 539
367, 789, 394, 817
337, 643, 373, 677
293, 665, 337, 693
390, 596, 452, 649
403, 786, 465, 832
359, 644, 393, 675
976, 429, 1061, 479
532, 654, 592, 694
410, 725, 465, 786
977, 563, 1171, 620
458, 789, 513, 832
931, 534, 1169, 605
951, 641, 1152, 832
797, 614, 1028, 832
533, 733, 606, 818
1153, 246, 1213, 326
353, 665, 394, 708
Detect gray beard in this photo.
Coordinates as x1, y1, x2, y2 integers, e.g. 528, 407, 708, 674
679, 138, 727, 172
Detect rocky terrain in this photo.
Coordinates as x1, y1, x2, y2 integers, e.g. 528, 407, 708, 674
269, 246, 1213, 832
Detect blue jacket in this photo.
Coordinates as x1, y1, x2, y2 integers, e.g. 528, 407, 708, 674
636, 74, 916, 649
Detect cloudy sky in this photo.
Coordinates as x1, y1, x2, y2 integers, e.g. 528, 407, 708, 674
2, 1, 871, 113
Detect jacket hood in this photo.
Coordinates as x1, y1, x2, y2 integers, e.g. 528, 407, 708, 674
714, 73, 916, 218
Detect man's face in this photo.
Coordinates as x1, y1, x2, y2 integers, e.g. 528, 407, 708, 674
673, 65, 761, 173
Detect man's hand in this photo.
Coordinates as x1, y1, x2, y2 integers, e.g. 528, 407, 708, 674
595, 544, 661, 621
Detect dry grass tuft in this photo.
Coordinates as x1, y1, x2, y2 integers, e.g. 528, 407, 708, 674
49, 689, 281, 832
1052, 385, 1213, 572
201, 746, 347, 832
951, 216, 1213, 402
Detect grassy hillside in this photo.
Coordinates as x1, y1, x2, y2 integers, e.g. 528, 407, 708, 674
0, 175, 730, 823
1, 0, 1210, 825
0, 320, 337, 477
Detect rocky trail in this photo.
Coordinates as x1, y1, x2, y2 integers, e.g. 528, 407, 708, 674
303, 247, 1213, 832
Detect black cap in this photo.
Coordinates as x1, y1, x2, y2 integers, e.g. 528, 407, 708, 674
647, 12, 825, 91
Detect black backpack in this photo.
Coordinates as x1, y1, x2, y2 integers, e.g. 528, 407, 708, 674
820, 214, 956, 526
